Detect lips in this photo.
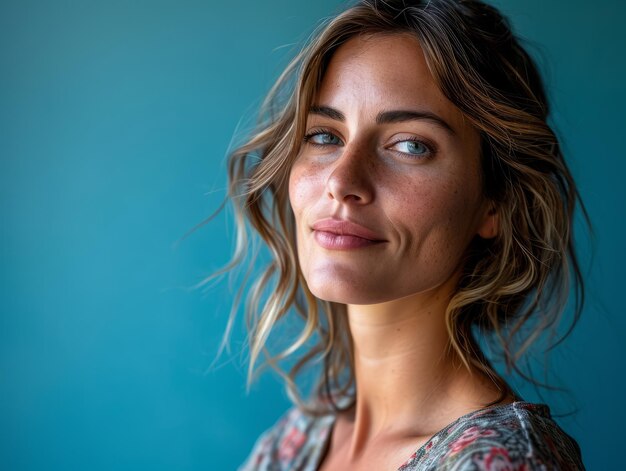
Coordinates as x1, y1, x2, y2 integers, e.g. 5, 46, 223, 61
312, 218, 386, 249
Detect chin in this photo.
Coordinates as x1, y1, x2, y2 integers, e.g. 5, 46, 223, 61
307, 279, 393, 305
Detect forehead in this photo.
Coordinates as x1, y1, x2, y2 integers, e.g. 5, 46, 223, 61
315, 33, 468, 131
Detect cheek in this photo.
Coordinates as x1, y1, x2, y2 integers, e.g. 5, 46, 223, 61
288, 162, 328, 285
288, 160, 326, 217
390, 174, 482, 252
287, 167, 304, 213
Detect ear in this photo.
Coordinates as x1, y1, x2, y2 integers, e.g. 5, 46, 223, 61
477, 202, 499, 239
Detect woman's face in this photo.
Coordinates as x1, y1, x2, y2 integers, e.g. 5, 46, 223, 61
288, 33, 497, 305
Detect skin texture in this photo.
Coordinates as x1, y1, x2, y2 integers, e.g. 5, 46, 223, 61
288, 34, 506, 470
289, 35, 496, 306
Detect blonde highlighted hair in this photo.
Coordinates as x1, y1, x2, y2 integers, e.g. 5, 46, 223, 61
216, 0, 587, 414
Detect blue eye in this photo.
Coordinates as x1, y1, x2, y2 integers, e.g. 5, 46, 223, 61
392, 140, 430, 156
304, 131, 342, 146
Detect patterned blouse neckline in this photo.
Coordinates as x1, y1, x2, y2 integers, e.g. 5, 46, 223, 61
316, 401, 551, 470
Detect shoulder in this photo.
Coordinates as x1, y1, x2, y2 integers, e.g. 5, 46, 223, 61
237, 405, 335, 471
402, 402, 585, 471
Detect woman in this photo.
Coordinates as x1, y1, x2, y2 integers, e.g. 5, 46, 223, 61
223, 0, 586, 469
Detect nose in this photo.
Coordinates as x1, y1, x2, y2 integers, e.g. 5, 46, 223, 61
325, 144, 374, 204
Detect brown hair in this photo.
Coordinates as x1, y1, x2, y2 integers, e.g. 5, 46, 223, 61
214, 0, 588, 414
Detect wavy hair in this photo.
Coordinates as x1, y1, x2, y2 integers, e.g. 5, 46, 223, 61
216, 0, 588, 415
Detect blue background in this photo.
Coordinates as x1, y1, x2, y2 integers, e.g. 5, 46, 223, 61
1, 0, 624, 469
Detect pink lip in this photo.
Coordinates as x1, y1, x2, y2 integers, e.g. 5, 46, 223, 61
312, 218, 386, 250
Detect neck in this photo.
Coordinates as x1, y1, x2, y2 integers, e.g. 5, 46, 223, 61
340, 280, 504, 458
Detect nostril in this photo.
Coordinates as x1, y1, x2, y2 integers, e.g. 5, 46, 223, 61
327, 190, 364, 203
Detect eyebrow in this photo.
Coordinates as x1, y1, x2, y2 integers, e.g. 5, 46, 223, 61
309, 105, 456, 135
309, 105, 345, 121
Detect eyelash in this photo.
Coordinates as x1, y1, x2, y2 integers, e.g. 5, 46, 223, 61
303, 128, 340, 147
303, 128, 437, 160
387, 136, 437, 159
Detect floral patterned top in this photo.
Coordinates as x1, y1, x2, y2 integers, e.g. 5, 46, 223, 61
238, 401, 584, 470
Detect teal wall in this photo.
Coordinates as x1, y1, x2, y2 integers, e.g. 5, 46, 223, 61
1, 1, 623, 469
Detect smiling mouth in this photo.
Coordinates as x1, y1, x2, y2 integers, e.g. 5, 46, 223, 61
313, 231, 385, 250
311, 218, 386, 250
